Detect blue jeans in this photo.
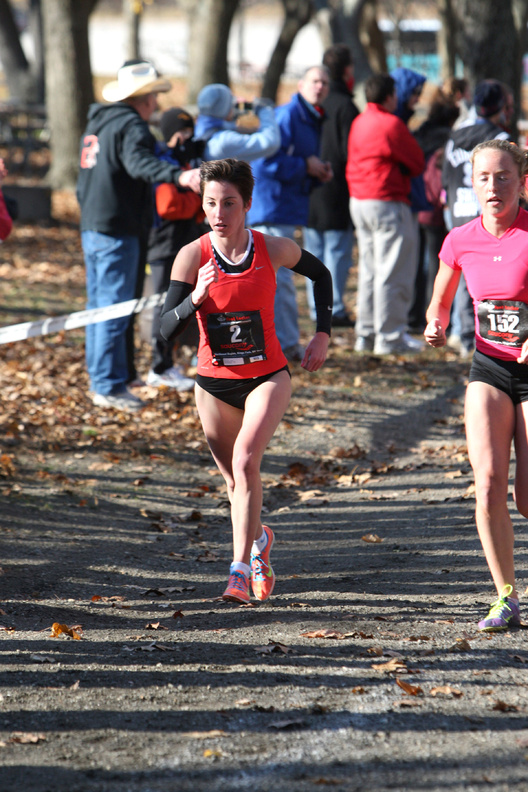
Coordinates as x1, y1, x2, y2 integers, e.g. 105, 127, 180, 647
252, 224, 299, 351
82, 231, 139, 395
303, 227, 354, 320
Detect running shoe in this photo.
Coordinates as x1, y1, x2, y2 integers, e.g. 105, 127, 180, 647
478, 585, 521, 632
92, 388, 145, 413
222, 570, 250, 604
147, 366, 194, 391
250, 525, 276, 601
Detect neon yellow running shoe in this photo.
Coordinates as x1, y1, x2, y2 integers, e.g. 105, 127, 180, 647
478, 585, 521, 632
250, 525, 275, 601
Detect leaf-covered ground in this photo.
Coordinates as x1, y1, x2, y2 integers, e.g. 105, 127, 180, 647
1, 198, 528, 792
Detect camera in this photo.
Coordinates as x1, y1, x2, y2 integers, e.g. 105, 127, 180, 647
233, 100, 254, 116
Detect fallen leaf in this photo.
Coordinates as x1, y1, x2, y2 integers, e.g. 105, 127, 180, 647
196, 550, 220, 562
301, 629, 346, 640
172, 610, 184, 619
255, 641, 293, 654
492, 699, 521, 712
351, 686, 367, 694
430, 685, 463, 698
203, 749, 223, 758
361, 533, 383, 543
372, 657, 407, 673
50, 622, 82, 640
9, 732, 46, 744
396, 678, 423, 696
448, 639, 471, 653
145, 622, 169, 630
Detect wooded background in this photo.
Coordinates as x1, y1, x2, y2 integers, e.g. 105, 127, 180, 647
1, 0, 527, 189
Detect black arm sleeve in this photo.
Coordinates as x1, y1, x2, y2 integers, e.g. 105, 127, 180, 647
159, 280, 196, 342
291, 248, 333, 336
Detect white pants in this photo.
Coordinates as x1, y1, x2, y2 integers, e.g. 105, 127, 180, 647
350, 198, 418, 346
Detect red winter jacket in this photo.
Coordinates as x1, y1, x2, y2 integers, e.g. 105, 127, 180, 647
346, 103, 425, 204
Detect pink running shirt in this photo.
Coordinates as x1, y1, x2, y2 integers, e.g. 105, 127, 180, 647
439, 208, 528, 361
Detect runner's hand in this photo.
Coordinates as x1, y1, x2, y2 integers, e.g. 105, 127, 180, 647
424, 318, 446, 347
519, 339, 528, 365
178, 168, 201, 194
192, 258, 218, 305
301, 332, 329, 372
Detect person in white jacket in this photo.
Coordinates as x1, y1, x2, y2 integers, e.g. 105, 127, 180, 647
194, 83, 280, 163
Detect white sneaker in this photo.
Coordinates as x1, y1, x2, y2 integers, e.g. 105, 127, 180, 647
354, 336, 374, 352
401, 332, 425, 351
374, 333, 425, 355
147, 366, 195, 391
92, 388, 145, 412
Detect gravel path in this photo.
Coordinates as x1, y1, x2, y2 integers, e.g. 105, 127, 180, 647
2, 346, 528, 792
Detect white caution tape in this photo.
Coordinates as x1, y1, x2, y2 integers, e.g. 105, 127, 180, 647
0, 292, 166, 346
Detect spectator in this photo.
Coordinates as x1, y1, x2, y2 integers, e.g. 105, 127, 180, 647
443, 77, 472, 129
304, 44, 359, 328
146, 107, 206, 391
346, 73, 425, 355
248, 66, 333, 361
442, 79, 511, 357
0, 158, 13, 242
77, 61, 200, 412
414, 99, 460, 308
194, 83, 280, 163
390, 67, 429, 333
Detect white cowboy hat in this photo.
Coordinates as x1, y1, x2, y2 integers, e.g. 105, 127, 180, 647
102, 62, 172, 102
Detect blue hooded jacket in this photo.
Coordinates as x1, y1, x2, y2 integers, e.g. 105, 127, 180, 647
390, 67, 430, 212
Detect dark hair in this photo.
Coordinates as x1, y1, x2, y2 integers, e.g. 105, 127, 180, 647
323, 43, 353, 82
365, 73, 395, 105
199, 158, 255, 206
427, 99, 459, 128
442, 77, 468, 103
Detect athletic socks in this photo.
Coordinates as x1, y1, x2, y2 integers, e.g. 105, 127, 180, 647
252, 528, 268, 556
230, 561, 250, 578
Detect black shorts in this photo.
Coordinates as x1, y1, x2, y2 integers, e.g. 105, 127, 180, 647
195, 366, 290, 410
468, 349, 528, 405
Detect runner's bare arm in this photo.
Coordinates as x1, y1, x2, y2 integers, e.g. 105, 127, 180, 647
424, 261, 461, 348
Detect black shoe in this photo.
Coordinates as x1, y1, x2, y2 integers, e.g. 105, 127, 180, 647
332, 314, 355, 328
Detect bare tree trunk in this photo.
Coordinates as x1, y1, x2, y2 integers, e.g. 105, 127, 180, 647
261, 0, 314, 102
184, 0, 240, 103
28, 0, 46, 104
437, 0, 456, 82
124, 0, 141, 61
42, 0, 98, 189
359, 0, 386, 74
327, 0, 373, 84
453, 0, 517, 86
0, 0, 34, 101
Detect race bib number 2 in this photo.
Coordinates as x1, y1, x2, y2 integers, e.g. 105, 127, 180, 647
207, 310, 267, 366
477, 299, 528, 348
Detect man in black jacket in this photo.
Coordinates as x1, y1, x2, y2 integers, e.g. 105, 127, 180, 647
304, 44, 359, 327
442, 79, 510, 357
77, 61, 200, 412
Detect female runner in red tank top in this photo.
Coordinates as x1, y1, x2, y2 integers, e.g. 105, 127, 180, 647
425, 139, 528, 632
160, 159, 332, 603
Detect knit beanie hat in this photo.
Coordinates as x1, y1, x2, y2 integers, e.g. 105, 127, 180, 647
474, 80, 504, 119
197, 83, 233, 119
159, 108, 194, 142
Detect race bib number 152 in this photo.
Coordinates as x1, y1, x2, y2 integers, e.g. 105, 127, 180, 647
477, 299, 528, 347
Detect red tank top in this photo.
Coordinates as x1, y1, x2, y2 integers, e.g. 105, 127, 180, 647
196, 230, 287, 379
